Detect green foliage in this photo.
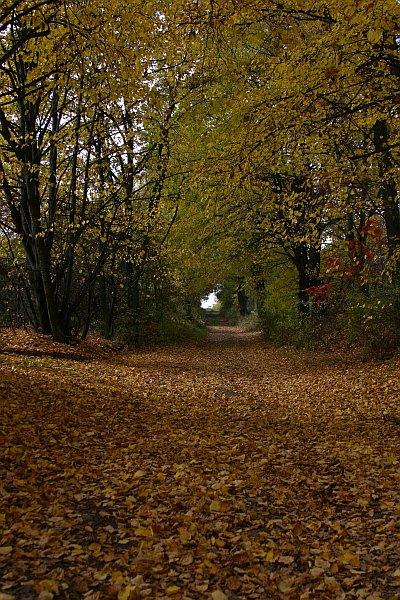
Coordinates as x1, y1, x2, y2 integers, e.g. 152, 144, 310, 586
257, 260, 335, 349
222, 306, 240, 326
153, 321, 208, 344
238, 312, 261, 332
255, 259, 295, 341
338, 289, 400, 359
116, 310, 207, 346
216, 279, 240, 325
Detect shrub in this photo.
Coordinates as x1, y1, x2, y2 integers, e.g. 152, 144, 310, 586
223, 305, 239, 325
338, 290, 400, 359
239, 312, 261, 331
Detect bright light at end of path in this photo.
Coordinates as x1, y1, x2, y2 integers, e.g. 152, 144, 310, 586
201, 292, 218, 309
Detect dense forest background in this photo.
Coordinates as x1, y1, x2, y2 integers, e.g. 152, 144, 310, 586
1, 0, 400, 353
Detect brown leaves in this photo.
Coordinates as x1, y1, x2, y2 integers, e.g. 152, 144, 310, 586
209, 499, 231, 513
1, 329, 400, 598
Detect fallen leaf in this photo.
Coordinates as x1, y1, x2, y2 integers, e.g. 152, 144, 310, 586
310, 567, 325, 578
165, 586, 180, 595
278, 555, 295, 565
38, 593, 54, 600
135, 526, 153, 537
34, 580, 59, 595
338, 550, 361, 568
277, 577, 296, 593
1, 329, 399, 600
211, 591, 228, 600
209, 499, 230, 513
118, 586, 134, 600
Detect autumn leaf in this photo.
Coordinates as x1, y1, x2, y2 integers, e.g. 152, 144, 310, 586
338, 550, 361, 568
34, 580, 59, 595
165, 585, 180, 595
118, 586, 135, 600
367, 28, 383, 44
1, 326, 400, 600
211, 591, 228, 600
135, 526, 153, 537
277, 577, 296, 593
209, 499, 230, 513
133, 470, 146, 479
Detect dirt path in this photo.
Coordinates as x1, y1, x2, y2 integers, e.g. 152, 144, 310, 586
1, 329, 400, 599
206, 325, 262, 342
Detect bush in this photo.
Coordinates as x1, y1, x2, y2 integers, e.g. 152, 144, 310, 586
259, 283, 344, 350
338, 290, 400, 359
239, 312, 261, 331
151, 319, 208, 343
116, 309, 208, 346
223, 305, 239, 325
262, 311, 324, 349
258, 285, 312, 347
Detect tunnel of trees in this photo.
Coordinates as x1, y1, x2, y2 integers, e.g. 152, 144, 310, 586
1, 0, 400, 350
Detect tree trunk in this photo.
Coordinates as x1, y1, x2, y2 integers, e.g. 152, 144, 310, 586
23, 162, 67, 342
291, 243, 322, 314
373, 119, 400, 260
35, 237, 67, 342
99, 275, 116, 338
237, 278, 249, 316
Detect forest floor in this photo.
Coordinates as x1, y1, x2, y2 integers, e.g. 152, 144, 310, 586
1, 326, 400, 600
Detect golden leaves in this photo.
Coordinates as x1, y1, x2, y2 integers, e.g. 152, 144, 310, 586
177, 527, 192, 544
367, 28, 383, 45
1, 329, 400, 598
277, 576, 296, 594
33, 579, 59, 598
134, 526, 154, 538
133, 470, 146, 479
211, 590, 228, 600
338, 550, 361, 568
165, 585, 180, 595
117, 585, 138, 600
209, 499, 231, 513
117, 587, 133, 600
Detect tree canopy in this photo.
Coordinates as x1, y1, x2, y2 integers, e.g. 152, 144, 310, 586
1, 0, 400, 345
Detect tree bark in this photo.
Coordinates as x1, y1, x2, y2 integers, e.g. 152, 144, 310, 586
373, 119, 400, 260
291, 243, 322, 314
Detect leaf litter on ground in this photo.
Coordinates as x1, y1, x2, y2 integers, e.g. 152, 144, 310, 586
1, 327, 400, 599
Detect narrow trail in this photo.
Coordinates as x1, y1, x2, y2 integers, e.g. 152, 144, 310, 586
1, 328, 400, 599
206, 325, 263, 343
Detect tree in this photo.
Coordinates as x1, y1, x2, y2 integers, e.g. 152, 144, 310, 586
179, 0, 400, 320
0, 0, 208, 341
